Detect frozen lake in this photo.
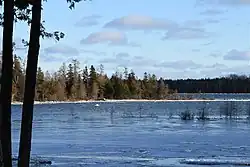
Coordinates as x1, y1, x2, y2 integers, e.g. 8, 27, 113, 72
11, 101, 250, 166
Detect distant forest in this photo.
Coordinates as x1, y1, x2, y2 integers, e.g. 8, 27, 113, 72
8, 56, 250, 102
165, 75, 250, 93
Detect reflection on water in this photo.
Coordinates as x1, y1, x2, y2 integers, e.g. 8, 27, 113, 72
11, 101, 250, 166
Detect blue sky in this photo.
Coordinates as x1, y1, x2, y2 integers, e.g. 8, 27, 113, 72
11, 0, 250, 79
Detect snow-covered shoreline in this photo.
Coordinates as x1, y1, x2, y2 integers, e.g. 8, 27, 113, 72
11, 99, 250, 105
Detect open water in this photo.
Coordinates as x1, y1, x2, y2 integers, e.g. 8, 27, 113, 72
10, 94, 250, 166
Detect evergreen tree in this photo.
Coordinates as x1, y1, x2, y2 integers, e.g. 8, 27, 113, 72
127, 70, 137, 98
57, 63, 67, 100
96, 65, 106, 99
124, 67, 129, 80
42, 72, 57, 101
122, 83, 131, 99
89, 65, 98, 99
71, 59, 80, 98
148, 74, 158, 99
111, 72, 124, 99
66, 63, 74, 99
36, 67, 45, 101
104, 79, 114, 99
76, 73, 86, 99
142, 72, 150, 99
12, 56, 25, 101
82, 66, 89, 98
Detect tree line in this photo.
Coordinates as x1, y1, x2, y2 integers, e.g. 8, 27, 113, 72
11, 57, 172, 101
165, 74, 250, 93
10, 56, 250, 102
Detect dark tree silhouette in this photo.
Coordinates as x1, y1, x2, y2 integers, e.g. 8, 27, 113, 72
17, 0, 90, 166
0, 0, 15, 166
18, 0, 42, 166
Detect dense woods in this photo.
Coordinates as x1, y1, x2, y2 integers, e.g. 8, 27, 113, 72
11, 57, 172, 101
165, 75, 250, 93
7, 56, 250, 102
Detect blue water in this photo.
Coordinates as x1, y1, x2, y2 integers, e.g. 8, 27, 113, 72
179, 93, 250, 100
11, 101, 250, 166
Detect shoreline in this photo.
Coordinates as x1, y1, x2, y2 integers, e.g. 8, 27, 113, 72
11, 99, 250, 105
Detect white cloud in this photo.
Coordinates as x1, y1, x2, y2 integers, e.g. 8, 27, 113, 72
208, 52, 221, 57
104, 15, 216, 41
205, 63, 228, 69
99, 53, 155, 69
44, 44, 79, 56
115, 52, 130, 58
41, 44, 104, 64
163, 27, 213, 40
104, 15, 177, 30
75, 14, 102, 27
202, 41, 214, 46
154, 60, 203, 70
200, 64, 250, 78
183, 19, 220, 27
223, 49, 250, 60
80, 31, 140, 47
80, 49, 106, 56
80, 31, 126, 44
200, 9, 226, 15
196, 0, 250, 6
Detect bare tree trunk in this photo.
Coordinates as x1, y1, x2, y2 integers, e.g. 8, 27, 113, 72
18, 0, 42, 166
0, 0, 15, 166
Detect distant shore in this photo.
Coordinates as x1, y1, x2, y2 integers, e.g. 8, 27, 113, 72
11, 98, 250, 105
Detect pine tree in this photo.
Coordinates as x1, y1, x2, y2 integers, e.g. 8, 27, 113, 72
122, 83, 131, 99
111, 72, 124, 99
72, 59, 80, 98
127, 70, 137, 98
82, 66, 89, 98
104, 79, 114, 99
89, 65, 98, 99
96, 65, 106, 99
36, 67, 45, 101
124, 67, 129, 80
148, 74, 158, 99
76, 73, 86, 99
57, 63, 67, 100
142, 72, 150, 99
66, 63, 74, 99
12, 56, 25, 101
